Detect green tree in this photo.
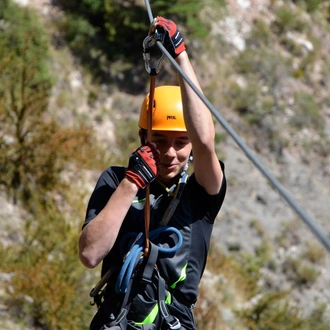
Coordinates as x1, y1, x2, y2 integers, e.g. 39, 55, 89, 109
0, 2, 53, 202
0, 3, 109, 328
56, 0, 208, 61
53, 0, 218, 91
0, 2, 103, 205
56, 0, 148, 64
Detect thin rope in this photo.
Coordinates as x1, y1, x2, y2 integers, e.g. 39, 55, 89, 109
143, 0, 330, 252
144, 72, 157, 257
143, 1, 156, 259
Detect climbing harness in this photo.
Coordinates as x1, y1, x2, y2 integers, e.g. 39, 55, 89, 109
90, 161, 189, 328
90, 227, 185, 329
89, 171, 189, 328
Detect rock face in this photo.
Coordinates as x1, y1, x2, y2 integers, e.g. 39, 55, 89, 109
209, 0, 330, 318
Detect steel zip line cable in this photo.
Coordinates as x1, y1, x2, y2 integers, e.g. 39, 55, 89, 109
143, 0, 330, 252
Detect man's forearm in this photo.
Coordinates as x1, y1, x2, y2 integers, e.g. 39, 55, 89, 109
79, 177, 139, 268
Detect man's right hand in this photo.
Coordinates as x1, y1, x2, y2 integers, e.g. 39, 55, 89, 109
150, 16, 186, 58
125, 143, 160, 189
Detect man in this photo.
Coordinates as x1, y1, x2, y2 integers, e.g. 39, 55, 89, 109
79, 17, 226, 330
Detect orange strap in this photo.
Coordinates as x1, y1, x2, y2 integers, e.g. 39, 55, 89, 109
144, 71, 157, 257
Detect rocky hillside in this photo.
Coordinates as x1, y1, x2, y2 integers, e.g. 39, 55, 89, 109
2, 0, 330, 328
212, 0, 330, 322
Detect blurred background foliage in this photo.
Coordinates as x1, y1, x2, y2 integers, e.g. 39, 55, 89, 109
53, 0, 215, 92
1, 0, 330, 329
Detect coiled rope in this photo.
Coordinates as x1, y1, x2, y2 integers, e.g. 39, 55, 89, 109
144, 0, 330, 252
115, 227, 183, 293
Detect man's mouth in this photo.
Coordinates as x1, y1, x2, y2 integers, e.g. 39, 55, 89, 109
160, 163, 177, 170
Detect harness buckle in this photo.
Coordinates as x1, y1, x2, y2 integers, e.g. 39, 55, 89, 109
168, 316, 181, 330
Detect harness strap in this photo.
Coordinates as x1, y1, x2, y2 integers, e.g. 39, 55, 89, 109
159, 173, 188, 227
101, 308, 128, 329
103, 245, 159, 329
116, 227, 182, 294
142, 242, 158, 283
103, 241, 183, 330
157, 268, 181, 330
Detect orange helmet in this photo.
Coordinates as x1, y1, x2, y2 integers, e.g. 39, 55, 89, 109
139, 86, 187, 131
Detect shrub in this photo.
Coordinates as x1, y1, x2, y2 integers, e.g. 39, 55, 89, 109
0, 1, 110, 205
235, 291, 305, 330
303, 240, 326, 264
247, 18, 274, 48
294, 0, 324, 13
271, 5, 308, 34
0, 191, 96, 329
289, 92, 324, 131
284, 256, 320, 285
0, 2, 53, 202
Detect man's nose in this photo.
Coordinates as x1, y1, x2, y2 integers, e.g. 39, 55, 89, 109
165, 145, 176, 157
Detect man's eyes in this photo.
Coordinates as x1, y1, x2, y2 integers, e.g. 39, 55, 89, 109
152, 139, 166, 144
151, 138, 189, 147
175, 140, 187, 146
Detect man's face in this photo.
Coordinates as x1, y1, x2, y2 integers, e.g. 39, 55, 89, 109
150, 131, 192, 185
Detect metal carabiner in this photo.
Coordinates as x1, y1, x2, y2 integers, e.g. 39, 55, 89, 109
142, 30, 165, 74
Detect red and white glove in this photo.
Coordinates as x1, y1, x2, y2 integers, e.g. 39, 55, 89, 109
126, 143, 160, 189
155, 16, 186, 58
